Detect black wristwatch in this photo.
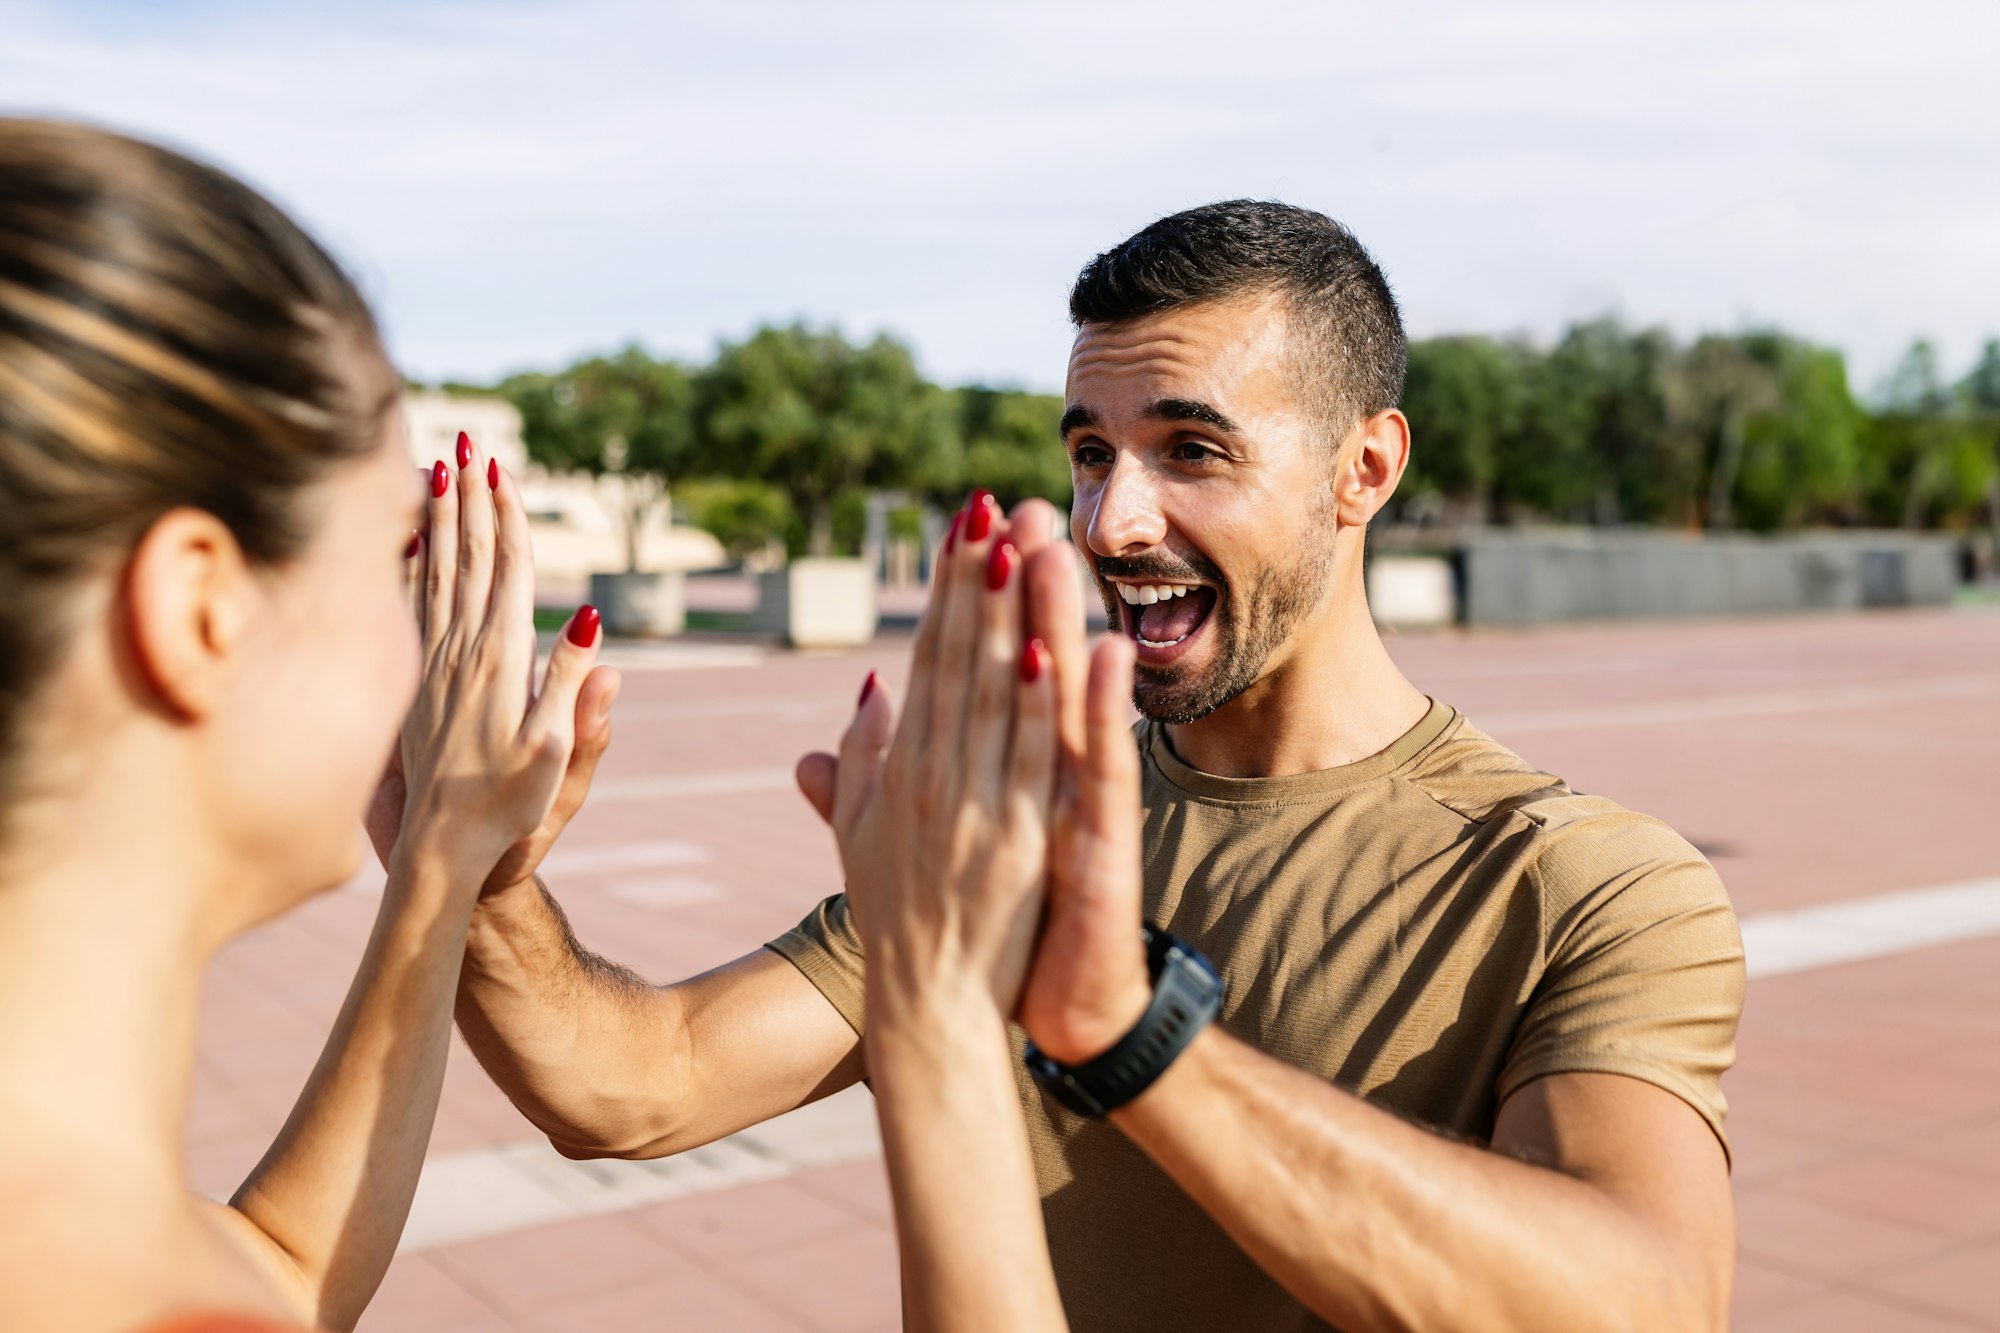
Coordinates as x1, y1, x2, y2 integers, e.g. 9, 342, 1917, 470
1024, 925, 1225, 1119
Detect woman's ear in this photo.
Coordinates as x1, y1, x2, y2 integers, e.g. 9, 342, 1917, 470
1334, 408, 1412, 527
124, 508, 256, 720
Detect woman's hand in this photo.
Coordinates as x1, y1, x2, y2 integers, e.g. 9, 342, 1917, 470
392, 434, 605, 891
822, 491, 1060, 1019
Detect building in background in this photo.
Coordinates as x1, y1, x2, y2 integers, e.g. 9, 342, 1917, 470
401, 389, 724, 606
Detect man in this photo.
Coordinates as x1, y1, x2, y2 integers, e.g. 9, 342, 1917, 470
451, 201, 1744, 1332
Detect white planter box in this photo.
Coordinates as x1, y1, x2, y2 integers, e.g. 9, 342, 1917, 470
757, 558, 878, 648
589, 570, 686, 638
1368, 556, 1456, 628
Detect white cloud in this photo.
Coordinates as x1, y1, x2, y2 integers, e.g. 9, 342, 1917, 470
3, 0, 1993, 393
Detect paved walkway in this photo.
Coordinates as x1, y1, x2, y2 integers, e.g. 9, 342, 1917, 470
187, 608, 2000, 1331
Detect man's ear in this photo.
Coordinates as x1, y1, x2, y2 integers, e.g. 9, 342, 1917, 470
124, 508, 257, 720
1333, 408, 1412, 527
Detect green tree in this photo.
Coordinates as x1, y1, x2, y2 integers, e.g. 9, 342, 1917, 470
1662, 335, 1781, 530
1400, 335, 1522, 519
501, 346, 697, 571
696, 324, 957, 556
1731, 335, 1863, 531
953, 387, 1070, 511
1865, 340, 1988, 529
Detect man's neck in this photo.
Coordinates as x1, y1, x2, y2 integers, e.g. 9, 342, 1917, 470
1164, 582, 1430, 780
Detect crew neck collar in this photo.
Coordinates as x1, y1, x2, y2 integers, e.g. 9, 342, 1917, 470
1145, 697, 1458, 805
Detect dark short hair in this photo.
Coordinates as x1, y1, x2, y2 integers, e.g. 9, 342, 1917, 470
1068, 200, 1406, 435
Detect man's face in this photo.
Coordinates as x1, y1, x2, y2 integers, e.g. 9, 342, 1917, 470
1064, 293, 1343, 723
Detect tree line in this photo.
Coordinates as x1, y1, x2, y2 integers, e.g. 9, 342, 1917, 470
469, 320, 2000, 565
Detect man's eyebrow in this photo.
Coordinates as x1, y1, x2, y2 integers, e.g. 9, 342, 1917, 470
1147, 397, 1240, 434
1059, 404, 1098, 438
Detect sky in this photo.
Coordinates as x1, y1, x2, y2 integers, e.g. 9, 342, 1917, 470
3, 0, 1995, 398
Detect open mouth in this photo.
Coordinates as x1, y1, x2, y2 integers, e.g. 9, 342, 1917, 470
1113, 581, 1219, 659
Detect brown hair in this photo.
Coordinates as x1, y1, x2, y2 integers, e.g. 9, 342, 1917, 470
0, 119, 393, 803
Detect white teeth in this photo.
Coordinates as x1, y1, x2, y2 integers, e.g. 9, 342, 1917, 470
1114, 582, 1197, 604
1138, 635, 1188, 648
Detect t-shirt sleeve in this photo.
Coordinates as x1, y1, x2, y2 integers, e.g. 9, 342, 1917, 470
1497, 810, 1746, 1159
766, 892, 867, 1035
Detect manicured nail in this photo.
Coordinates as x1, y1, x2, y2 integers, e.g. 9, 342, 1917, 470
430, 461, 449, 497
456, 431, 473, 469
487, 457, 499, 490
404, 531, 420, 559
965, 490, 995, 542
986, 540, 1017, 591
1021, 637, 1047, 683
943, 509, 964, 555
568, 604, 600, 647
858, 671, 878, 707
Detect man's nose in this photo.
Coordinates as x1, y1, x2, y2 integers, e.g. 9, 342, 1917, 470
1085, 456, 1168, 558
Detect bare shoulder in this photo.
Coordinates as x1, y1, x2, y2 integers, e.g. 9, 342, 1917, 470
0, 1170, 294, 1333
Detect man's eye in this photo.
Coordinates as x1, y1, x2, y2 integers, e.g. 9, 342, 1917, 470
1173, 439, 1219, 462
1072, 445, 1112, 468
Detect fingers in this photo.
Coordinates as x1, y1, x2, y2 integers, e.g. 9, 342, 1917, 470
455, 431, 498, 640
486, 456, 537, 701
545, 665, 619, 829
1080, 636, 1141, 842
968, 532, 1023, 804
834, 671, 894, 836
898, 500, 968, 755
925, 491, 999, 781
422, 457, 458, 657
1005, 497, 1059, 560
524, 604, 603, 762
795, 752, 838, 826
1005, 636, 1057, 835
1024, 538, 1090, 773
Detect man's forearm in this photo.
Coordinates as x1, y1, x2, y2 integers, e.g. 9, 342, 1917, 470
456, 877, 691, 1156
1111, 1029, 1720, 1333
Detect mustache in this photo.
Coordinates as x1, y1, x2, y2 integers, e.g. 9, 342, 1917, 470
1096, 551, 1225, 588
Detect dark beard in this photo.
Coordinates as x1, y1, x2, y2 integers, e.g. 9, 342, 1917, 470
1098, 538, 1336, 725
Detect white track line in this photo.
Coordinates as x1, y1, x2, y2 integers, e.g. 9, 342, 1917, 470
393, 875, 2000, 1254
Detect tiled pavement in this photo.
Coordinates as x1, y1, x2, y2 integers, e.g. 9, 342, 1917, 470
188, 608, 2000, 1331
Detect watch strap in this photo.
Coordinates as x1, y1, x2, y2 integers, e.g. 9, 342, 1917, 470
1024, 925, 1224, 1118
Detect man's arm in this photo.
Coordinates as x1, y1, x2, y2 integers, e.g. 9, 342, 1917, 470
1109, 1033, 1731, 1333
454, 876, 863, 1159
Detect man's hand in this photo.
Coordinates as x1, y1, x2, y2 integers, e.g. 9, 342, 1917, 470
1014, 634, 1152, 1065
796, 494, 1153, 1063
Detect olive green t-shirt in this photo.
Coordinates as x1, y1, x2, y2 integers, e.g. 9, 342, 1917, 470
767, 700, 1744, 1333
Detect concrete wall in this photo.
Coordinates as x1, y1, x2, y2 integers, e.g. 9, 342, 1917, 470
1457, 530, 1960, 626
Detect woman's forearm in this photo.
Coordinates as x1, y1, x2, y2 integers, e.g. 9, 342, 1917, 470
227, 847, 475, 1331
867, 979, 1069, 1333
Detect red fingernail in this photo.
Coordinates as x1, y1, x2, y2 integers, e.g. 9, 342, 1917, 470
858, 671, 878, 707
943, 509, 964, 555
568, 604, 600, 647
965, 490, 995, 542
430, 461, 449, 497
1021, 637, 1046, 683
456, 431, 473, 469
488, 457, 499, 490
986, 540, 1016, 591
404, 531, 420, 559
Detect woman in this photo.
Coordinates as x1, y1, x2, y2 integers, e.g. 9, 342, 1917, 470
0, 114, 1105, 1333
0, 119, 609, 1332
